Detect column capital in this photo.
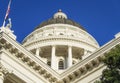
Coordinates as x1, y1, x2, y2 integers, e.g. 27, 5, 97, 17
68, 45, 72, 48
36, 47, 41, 51
51, 45, 56, 47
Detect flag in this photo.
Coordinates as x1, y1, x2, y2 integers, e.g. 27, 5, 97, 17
2, 0, 11, 27
4, 0, 11, 21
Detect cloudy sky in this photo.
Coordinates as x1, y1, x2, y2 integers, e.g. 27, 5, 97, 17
0, 0, 120, 46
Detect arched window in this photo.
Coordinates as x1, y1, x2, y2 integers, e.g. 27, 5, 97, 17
48, 34, 52, 36
47, 61, 51, 67
71, 34, 74, 36
59, 33, 64, 35
58, 60, 64, 69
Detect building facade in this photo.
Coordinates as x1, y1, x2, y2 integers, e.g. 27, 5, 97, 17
0, 10, 120, 83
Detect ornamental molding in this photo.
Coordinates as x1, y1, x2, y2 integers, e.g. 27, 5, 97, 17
23, 36, 98, 50
24, 24, 87, 40
0, 32, 120, 83
23, 24, 99, 48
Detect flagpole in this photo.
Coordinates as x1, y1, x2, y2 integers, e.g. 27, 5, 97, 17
2, 0, 11, 27
2, 20, 6, 27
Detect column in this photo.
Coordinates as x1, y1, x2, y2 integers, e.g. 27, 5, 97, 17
84, 49, 87, 55
51, 45, 57, 70
82, 49, 87, 59
83, 49, 91, 59
36, 48, 41, 57
36, 48, 42, 60
67, 46, 72, 67
36, 48, 39, 56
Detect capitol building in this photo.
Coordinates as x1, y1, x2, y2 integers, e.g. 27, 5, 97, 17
0, 10, 120, 83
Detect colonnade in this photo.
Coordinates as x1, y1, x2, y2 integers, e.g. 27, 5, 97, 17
35, 45, 73, 70
35, 45, 91, 70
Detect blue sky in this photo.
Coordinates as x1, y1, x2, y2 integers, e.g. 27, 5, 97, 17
0, 0, 120, 46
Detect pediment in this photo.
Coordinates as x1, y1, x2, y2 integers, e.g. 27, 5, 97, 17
0, 32, 120, 83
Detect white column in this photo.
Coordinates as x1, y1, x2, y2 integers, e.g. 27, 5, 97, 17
82, 49, 87, 59
51, 45, 57, 70
36, 48, 40, 57
36, 48, 42, 60
36, 48, 41, 57
68, 46, 72, 67
83, 49, 90, 59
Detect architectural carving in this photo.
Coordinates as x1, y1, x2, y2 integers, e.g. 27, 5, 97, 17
0, 63, 12, 83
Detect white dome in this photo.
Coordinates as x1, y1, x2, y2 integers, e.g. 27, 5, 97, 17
53, 9, 67, 19
22, 10, 99, 73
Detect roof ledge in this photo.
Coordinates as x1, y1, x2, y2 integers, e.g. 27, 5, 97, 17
115, 32, 120, 38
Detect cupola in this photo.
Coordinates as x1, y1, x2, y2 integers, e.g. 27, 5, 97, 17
53, 9, 67, 19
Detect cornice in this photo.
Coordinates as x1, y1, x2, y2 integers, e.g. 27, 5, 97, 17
23, 24, 87, 43
23, 36, 98, 50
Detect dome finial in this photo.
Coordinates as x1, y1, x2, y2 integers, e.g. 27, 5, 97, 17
53, 9, 67, 19
58, 9, 62, 12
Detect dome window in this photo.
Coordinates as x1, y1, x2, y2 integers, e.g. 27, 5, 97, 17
59, 33, 64, 35
48, 34, 52, 36
71, 34, 74, 36
58, 60, 64, 69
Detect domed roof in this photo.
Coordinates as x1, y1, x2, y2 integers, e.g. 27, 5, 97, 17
35, 10, 86, 31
